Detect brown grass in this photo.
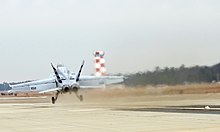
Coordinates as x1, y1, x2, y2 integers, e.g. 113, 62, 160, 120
162, 83, 220, 95
82, 83, 220, 99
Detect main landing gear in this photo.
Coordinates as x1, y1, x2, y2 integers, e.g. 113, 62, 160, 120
51, 91, 60, 104
51, 90, 84, 104
75, 91, 83, 102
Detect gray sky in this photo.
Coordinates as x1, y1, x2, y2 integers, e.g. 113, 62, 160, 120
0, 0, 220, 82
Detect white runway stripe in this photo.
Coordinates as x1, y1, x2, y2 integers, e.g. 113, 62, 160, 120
68, 108, 107, 112
0, 96, 48, 100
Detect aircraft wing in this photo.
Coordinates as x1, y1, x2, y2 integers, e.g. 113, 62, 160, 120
9, 75, 124, 92
10, 78, 57, 93
79, 75, 124, 88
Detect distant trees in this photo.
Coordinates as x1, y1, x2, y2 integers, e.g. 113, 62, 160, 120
125, 63, 220, 87
0, 82, 11, 91
1, 63, 220, 89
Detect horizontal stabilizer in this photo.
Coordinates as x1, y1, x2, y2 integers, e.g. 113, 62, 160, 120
39, 88, 62, 93
80, 85, 105, 89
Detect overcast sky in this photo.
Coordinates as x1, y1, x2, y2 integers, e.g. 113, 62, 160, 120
0, 0, 220, 82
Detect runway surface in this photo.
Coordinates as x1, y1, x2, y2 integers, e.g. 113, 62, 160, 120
0, 90, 220, 132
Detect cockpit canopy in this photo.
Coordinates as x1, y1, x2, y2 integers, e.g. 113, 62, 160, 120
57, 64, 65, 68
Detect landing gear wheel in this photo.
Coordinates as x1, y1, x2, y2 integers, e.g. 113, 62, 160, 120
79, 95, 83, 101
52, 97, 56, 104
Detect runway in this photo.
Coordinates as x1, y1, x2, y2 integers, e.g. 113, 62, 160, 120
0, 90, 220, 132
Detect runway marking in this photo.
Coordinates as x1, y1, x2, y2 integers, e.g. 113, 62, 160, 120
0, 103, 51, 108
0, 96, 48, 100
68, 108, 107, 112
117, 107, 220, 115
183, 108, 220, 110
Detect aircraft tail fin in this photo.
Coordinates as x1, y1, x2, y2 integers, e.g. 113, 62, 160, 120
94, 51, 106, 76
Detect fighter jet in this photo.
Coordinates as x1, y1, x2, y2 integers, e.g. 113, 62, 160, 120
9, 51, 124, 104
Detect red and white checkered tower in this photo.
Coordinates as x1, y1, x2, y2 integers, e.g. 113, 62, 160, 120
94, 51, 106, 76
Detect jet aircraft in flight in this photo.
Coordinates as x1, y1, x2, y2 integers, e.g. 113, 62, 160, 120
9, 51, 124, 104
